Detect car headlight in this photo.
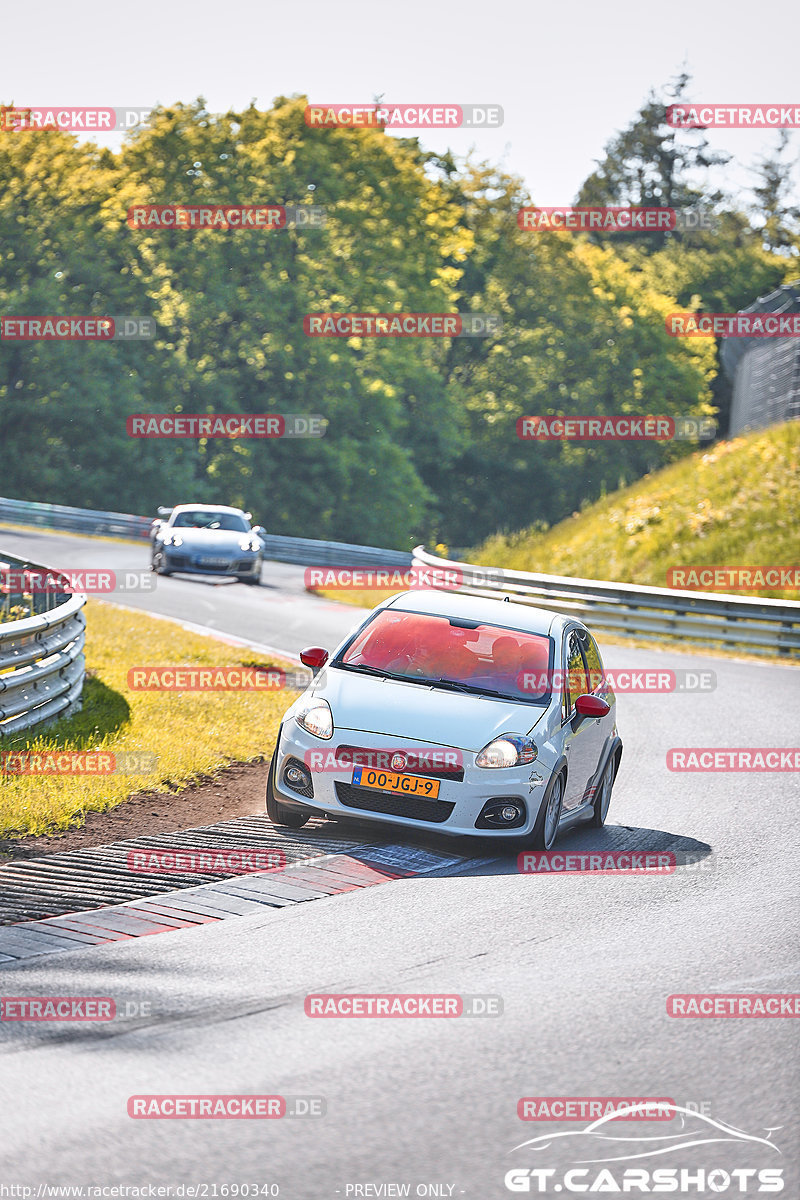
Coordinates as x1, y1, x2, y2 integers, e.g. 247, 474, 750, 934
476, 734, 537, 768
164, 533, 183, 547
295, 699, 333, 740
239, 537, 260, 552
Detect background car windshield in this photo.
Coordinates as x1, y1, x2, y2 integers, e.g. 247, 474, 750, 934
339, 609, 553, 700
172, 511, 249, 532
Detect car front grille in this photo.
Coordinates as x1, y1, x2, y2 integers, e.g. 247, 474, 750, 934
335, 745, 465, 781
335, 781, 455, 823
167, 555, 189, 568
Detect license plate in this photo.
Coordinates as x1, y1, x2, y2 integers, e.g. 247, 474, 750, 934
199, 557, 229, 567
351, 766, 440, 800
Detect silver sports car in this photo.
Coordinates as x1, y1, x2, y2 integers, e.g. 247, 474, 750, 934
150, 504, 265, 584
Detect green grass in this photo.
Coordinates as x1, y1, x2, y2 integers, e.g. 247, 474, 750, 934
471, 422, 800, 600
0, 600, 300, 839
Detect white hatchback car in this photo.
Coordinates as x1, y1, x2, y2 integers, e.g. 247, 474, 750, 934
266, 591, 622, 849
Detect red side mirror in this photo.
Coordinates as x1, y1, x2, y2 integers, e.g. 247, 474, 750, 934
575, 693, 610, 718
300, 646, 329, 670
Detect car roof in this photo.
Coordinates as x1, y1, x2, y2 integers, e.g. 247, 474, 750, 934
170, 504, 248, 516
382, 589, 565, 637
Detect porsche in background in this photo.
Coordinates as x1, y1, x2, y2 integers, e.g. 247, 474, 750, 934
150, 504, 265, 584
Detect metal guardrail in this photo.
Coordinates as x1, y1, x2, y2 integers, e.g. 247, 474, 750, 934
0, 556, 87, 738
0, 496, 413, 568
412, 547, 800, 659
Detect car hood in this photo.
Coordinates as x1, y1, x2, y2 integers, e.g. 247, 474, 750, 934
312, 667, 547, 752
169, 529, 251, 552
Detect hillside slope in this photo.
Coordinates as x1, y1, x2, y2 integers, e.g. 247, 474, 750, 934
470, 422, 799, 600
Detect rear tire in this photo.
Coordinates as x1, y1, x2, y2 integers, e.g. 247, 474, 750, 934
590, 758, 615, 828
525, 771, 564, 850
265, 752, 310, 828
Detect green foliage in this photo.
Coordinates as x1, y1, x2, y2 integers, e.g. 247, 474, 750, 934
0, 88, 794, 549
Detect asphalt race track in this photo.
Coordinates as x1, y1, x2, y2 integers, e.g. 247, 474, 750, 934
0, 526, 798, 1197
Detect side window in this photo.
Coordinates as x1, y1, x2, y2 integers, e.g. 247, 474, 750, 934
563, 631, 589, 719
581, 633, 605, 692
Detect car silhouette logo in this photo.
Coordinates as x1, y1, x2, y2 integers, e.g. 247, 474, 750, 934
391, 753, 407, 772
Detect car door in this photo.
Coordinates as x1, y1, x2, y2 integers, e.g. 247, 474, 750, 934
560, 628, 606, 810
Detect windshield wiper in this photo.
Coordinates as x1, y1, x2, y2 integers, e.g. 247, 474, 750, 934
334, 663, 429, 685
425, 678, 510, 698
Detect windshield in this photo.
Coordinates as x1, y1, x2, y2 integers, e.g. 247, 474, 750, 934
336, 609, 554, 702
172, 510, 250, 532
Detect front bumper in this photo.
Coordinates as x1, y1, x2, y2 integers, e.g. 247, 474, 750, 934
161, 550, 260, 576
272, 721, 554, 839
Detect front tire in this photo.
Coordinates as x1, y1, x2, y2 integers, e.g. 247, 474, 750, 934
265, 752, 310, 828
526, 771, 564, 850
152, 550, 172, 576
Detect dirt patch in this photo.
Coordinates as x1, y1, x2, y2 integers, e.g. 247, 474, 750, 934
0, 759, 270, 861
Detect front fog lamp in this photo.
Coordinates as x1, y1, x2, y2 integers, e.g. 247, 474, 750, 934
295, 699, 333, 740
476, 734, 537, 768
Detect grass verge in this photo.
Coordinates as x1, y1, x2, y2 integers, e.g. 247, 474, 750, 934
0, 600, 300, 840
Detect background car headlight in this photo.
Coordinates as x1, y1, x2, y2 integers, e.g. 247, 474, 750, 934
476, 734, 537, 768
296, 699, 333, 740
239, 536, 260, 552
163, 533, 183, 547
